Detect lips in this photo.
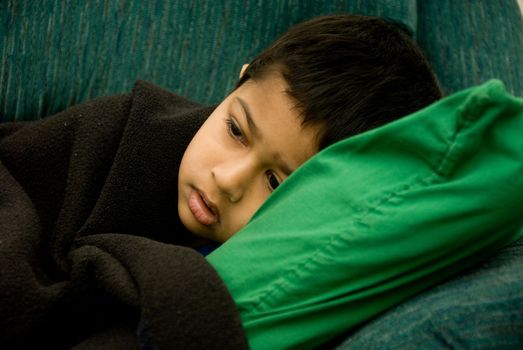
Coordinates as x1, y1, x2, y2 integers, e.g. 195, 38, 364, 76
188, 190, 218, 226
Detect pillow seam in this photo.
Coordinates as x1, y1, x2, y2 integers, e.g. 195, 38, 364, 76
248, 111, 468, 314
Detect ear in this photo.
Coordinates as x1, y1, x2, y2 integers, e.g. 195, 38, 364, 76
239, 64, 249, 79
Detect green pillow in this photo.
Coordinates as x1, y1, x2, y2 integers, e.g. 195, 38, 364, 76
207, 80, 523, 349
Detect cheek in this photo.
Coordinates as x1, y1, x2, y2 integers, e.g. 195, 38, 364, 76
182, 126, 218, 169
228, 190, 269, 234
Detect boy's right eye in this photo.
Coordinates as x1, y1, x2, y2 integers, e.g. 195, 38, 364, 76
225, 117, 246, 144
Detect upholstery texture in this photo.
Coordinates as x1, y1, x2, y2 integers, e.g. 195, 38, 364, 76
335, 234, 523, 350
416, 1, 523, 97
3, 1, 521, 122
0, 0, 415, 122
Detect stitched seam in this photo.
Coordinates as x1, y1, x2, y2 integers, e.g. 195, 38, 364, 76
248, 121, 466, 314
435, 105, 471, 178
249, 173, 440, 314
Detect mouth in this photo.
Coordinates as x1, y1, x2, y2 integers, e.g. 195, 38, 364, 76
188, 189, 219, 226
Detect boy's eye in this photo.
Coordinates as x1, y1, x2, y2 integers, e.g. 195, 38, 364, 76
225, 117, 246, 143
266, 171, 281, 192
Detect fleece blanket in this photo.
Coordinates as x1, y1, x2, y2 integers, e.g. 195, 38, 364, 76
0, 81, 248, 349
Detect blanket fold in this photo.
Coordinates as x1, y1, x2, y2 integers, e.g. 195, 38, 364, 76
0, 81, 248, 349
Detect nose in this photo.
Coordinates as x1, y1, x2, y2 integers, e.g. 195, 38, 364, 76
212, 155, 256, 203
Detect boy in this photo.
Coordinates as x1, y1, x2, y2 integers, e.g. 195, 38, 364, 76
178, 15, 442, 243
0, 15, 441, 348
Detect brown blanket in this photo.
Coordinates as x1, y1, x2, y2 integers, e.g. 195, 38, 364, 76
0, 81, 248, 349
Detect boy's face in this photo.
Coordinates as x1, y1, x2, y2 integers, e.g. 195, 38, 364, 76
177, 70, 319, 242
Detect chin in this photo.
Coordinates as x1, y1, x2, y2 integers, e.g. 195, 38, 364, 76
179, 207, 215, 240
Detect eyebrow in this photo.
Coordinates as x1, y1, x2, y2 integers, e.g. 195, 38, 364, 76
235, 97, 294, 177
236, 97, 260, 139
274, 155, 294, 177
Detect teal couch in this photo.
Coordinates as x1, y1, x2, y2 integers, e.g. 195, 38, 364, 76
2, 1, 522, 348
1, 0, 522, 122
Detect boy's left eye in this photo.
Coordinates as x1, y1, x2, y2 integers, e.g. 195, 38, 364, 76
266, 171, 281, 192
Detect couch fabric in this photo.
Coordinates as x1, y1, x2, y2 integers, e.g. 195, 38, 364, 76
335, 234, 523, 349
1, 0, 522, 122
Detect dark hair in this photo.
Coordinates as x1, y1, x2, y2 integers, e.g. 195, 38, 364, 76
236, 15, 442, 150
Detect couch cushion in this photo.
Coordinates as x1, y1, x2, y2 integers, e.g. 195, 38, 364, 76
0, 0, 416, 122
207, 80, 523, 349
336, 234, 523, 349
416, 0, 523, 97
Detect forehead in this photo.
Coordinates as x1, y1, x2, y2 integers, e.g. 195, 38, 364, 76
231, 72, 320, 171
